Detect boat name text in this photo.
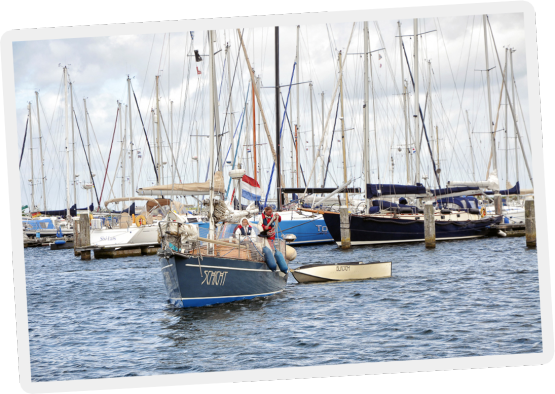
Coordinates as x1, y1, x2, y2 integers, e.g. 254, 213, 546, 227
201, 270, 228, 286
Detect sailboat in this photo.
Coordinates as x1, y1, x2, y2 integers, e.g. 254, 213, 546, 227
157, 30, 289, 308
322, 18, 504, 246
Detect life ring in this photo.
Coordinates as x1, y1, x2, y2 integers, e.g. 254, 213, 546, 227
480, 206, 486, 218
135, 215, 146, 227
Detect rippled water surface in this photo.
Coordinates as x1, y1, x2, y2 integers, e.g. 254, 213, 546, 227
24, 237, 542, 381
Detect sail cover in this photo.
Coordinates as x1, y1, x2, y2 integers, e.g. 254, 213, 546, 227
484, 182, 521, 196
137, 171, 226, 196
39, 203, 94, 218
431, 185, 480, 196
367, 184, 426, 198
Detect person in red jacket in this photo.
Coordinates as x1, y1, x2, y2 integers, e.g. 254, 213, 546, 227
261, 206, 281, 241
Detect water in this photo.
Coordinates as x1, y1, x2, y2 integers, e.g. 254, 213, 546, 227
24, 237, 542, 381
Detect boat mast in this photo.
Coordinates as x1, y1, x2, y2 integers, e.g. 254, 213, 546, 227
257, 75, 261, 182
414, 18, 420, 186
275, 26, 282, 210
70, 81, 76, 206
64, 67, 71, 218
170, 100, 174, 185
127, 76, 135, 197
427, 60, 436, 190
511, 48, 518, 184
398, 21, 410, 185
118, 100, 124, 209
295, 25, 300, 188
338, 50, 349, 207
225, 43, 235, 168
155, 75, 162, 185
208, 30, 218, 246
320, 92, 324, 188
253, 72, 257, 182
28, 102, 35, 212
35, 92, 46, 212
151, 108, 156, 182
483, 14, 497, 182
211, 35, 223, 175
363, 21, 370, 213
466, 110, 475, 181
504, 47, 509, 188
84, 98, 93, 205
310, 82, 315, 188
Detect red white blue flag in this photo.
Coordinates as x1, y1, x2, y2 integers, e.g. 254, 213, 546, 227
241, 174, 262, 201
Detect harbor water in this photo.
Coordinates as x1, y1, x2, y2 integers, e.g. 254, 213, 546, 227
25, 237, 542, 382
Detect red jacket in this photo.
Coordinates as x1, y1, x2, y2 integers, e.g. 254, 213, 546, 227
262, 213, 281, 240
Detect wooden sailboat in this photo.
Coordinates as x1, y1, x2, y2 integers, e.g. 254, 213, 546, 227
157, 29, 290, 308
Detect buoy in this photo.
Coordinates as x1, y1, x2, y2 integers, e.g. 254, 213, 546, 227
285, 245, 297, 261
135, 214, 146, 226
497, 230, 507, 237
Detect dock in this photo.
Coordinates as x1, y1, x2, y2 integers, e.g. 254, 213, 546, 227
75, 243, 160, 259
491, 223, 526, 237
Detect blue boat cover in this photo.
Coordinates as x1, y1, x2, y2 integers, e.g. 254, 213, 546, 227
484, 181, 520, 196
110, 202, 136, 216
431, 185, 480, 196
39, 203, 94, 218
367, 183, 426, 198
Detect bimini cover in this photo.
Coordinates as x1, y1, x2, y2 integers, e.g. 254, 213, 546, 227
137, 171, 226, 196
484, 181, 521, 196
367, 183, 426, 198
436, 196, 479, 209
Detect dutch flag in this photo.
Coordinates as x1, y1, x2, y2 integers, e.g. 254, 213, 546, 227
241, 175, 262, 202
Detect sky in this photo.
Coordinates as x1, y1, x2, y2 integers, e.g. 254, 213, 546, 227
13, 12, 530, 211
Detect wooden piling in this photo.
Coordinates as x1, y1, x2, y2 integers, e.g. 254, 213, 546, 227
424, 201, 436, 249
339, 206, 351, 249
525, 198, 536, 248
79, 214, 91, 260
494, 194, 503, 215
73, 220, 81, 256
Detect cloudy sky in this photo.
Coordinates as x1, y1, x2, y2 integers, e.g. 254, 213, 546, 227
14, 12, 530, 210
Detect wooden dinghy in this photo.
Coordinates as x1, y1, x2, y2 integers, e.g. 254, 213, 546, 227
291, 261, 392, 283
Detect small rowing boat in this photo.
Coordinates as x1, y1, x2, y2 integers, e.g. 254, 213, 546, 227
291, 261, 392, 283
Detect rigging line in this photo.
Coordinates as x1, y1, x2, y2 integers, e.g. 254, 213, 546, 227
99, 108, 119, 206
280, 92, 307, 188
73, 109, 100, 207
224, 87, 249, 200
264, 62, 297, 206
132, 86, 159, 184
216, 30, 244, 171
401, 39, 441, 187
158, 110, 183, 183
19, 118, 29, 170
323, 92, 341, 188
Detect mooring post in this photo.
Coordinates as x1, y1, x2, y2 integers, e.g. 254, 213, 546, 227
339, 206, 351, 249
73, 219, 81, 257
494, 194, 503, 215
525, 198, 536, 248
79, 214, 91, 260
424, 201, 436, 249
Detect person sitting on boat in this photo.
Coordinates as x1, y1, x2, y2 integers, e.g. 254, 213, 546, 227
233, 218, 253, 242
261, 206, 281, 241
